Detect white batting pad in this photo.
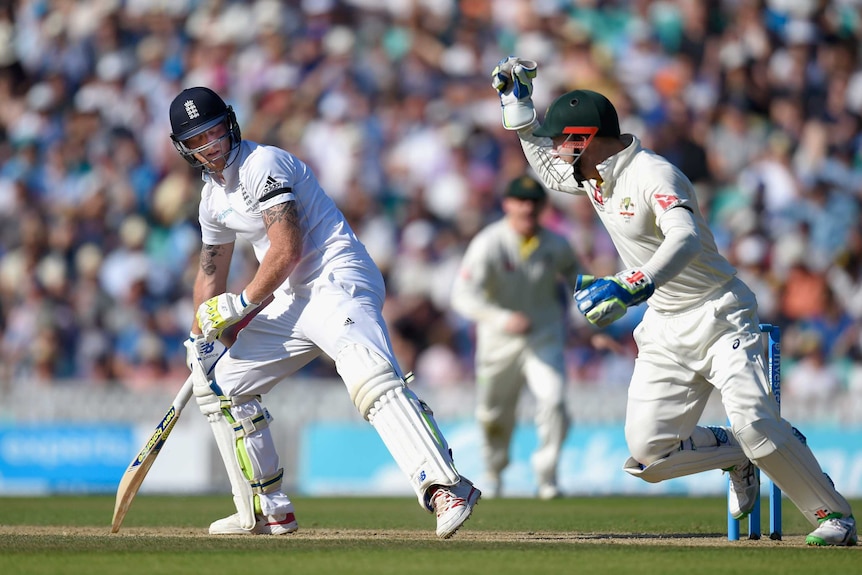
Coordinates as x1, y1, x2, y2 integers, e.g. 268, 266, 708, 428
337, 343, 402, 418
737, 418, 853, 526
191, 366, 256, 529
369, 387, 461, 510
336, 343, 460, 509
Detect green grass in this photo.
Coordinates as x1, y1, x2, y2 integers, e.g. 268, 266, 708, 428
0, 495, 859, 575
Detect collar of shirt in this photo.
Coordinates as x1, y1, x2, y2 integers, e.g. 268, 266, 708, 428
519, 235, 540, 260
502, 222, 543, 260
595, 134, 640, 198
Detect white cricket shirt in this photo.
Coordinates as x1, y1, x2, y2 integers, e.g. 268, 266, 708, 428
197, 140, 373, 293
523, 132, 736, 313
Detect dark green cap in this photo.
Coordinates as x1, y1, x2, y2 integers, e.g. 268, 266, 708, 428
533, 89, 620, 138
505, 174, 546, 201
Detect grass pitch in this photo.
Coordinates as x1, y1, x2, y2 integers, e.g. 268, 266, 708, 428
0, 495, 859, 575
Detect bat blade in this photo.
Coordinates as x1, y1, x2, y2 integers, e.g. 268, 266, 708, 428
110, 293, 273, 532
111, 376, 192, 533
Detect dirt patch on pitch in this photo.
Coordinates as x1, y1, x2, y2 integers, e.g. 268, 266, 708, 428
0, 525, 813, 546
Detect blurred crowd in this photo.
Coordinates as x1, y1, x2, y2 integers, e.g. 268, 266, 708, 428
1, 0, 861, 400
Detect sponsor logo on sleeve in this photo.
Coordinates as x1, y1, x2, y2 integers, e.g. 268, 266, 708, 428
654, 193, 683, 211
216, 208, 233, 222
263, 175, 281, 196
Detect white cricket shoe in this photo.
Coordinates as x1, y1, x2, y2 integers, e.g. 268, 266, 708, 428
806, 515, 857, 546
727, 460, 759, 519
431, 478, 481, 539
209, 510, 298, 535
538, 484, 561, 501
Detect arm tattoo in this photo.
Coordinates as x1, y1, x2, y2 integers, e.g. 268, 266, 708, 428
200, 243, 225, 276
262, 201, 299, 231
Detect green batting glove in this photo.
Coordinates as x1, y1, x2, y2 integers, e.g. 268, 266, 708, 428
197, 290, 259, 342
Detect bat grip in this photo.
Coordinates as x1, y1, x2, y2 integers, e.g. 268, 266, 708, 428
176, 293, 275, 412
172, 375, 194, 411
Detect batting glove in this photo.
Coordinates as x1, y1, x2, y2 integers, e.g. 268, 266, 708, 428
491, 56, 537, 130
184, 333, 227, 378
197, 290, 260, 342
574, 269, 655, 328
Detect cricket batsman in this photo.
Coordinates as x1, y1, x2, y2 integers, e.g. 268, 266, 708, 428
170, 86, 480, 538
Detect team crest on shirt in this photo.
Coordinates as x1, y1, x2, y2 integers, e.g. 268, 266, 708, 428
619, 197, 635, 221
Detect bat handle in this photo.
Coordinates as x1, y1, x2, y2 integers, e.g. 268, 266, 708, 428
172, 292, 273, 412
173, 375, 195, 412
172, 292, 274, 412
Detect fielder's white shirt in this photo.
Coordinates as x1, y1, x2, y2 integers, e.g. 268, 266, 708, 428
451, 219, 580, 360
197, 140, 375, 293
522, 131, 736, 313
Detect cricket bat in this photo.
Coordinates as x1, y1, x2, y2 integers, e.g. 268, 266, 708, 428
110, 295, 274, 533
110, 374, 193, 533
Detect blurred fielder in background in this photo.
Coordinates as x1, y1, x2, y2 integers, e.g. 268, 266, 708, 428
170, 86, 480, 539
451, 174, 581, 500
491, 57, 856, 546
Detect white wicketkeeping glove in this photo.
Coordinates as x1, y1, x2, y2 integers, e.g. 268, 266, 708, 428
491, 56, 538, 130
197, 290, 259, 342
184, 333, 227, 378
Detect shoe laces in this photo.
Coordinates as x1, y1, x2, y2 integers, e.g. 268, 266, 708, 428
729, 463, 755, 485
431, 486, 466, 516
816, 512, 846, 525
822, 517, 851, 529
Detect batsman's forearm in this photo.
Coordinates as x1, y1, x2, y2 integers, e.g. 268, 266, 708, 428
192, 268, 226, 335
243, 248, 299, 304
244, 204, 302, 304
193, 271, 222, 304
193, 242, 234, 331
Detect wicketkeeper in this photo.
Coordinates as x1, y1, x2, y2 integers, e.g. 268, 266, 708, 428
490, 56, 856, 546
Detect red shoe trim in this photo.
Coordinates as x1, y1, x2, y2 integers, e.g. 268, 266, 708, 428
266, 513, 296, 526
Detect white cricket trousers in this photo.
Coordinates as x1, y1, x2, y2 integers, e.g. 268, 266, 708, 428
475, 333, 568, 491
211, 267, 401, 514
625, 278, 777, 462
626, 277, 853, 525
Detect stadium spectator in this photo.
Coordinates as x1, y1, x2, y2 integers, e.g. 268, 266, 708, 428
0, 0, 858, 399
